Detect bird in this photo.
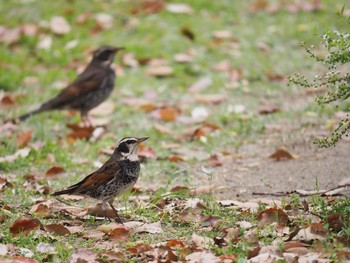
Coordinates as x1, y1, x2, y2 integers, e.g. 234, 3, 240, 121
52, 136, 148, 223
18, 46, 124, 125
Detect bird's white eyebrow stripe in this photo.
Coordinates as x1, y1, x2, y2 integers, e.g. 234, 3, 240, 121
119, 138, 137, 144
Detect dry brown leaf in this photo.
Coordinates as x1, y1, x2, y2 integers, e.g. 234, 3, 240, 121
269, 148, 294, 161
0, 147, 30, 163
186, 251, 220, 262
127, 244, 153, 254
212, 30, 232, 40
94, 13, 113, 30
206, 154, 223, 167
133, 221, 163, 234
179, 211, 202, 224
200, 215, 222, 228
146, 65, 174, 77
152, 106, 180, 121
45, 166, 65, 178
154, 123, 175, 135
258, 107, 281, 115
66, 124, 95, 141
0, 177, 13, 192
87, 203, 117, 218
257, 207, 289, 228
166, 239, 185, 248
284, 241, 309, 251
9, 216, 42, 236
21, 23, 38, 37
174, 53, 194, 63
166, 3, 193, 14
267, 72, 285, 82
191, 122, 220, 139
109, 226, 130, 241
191, 233, 214, 249
30, 203, 50, 217
16, 130, 32, 148
131, 0, 164, 15
0, 94, 17, 107
137, 144, 156, 159
50, 16, 71, 35
45, 224, 70, 236
189, 77, 212, 92
181, 26, 195, 41
194, 93, 226, 104
191, 184, 217, 194
69, 249, 98, 263
167, 155, 184, 162
0, 26, 21, 45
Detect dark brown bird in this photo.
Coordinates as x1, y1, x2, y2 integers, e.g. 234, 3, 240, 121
52, 136, 148, 223
19, 46, 124, 124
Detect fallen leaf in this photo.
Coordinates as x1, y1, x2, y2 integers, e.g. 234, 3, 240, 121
0, 147, 30, 163
21, 24, 39, 37
192, 233, 214, 249
9, 216, 42, 236
30, 203, 50, 217
181, 26, 195, 41
174, 53, 194, 63
0, 244, 8, 256
186, 251, 220, 262
0, 26, 21, 45
194, 94, 227, 104
257, 208, 289, 228
134, 221, 163, 234
36, 35, 52, 50
167, 155, 184, 162
166, 3, 193, 14
36, 243, 55, 254
0, 177, 13, 192
66, 124, 95, 141
191, 123, 220, 139
109, 226, 130, 241
127, 244, 153, 254
131, 0, 164, 15
267, 72, 285, 82
69, 249, 98, 263
0, 94, 16, 107
200, 215, 222, 228
138, 145, 156, 159
166, 239, 185, 248
189, 77, 212, 92
45, 224, 70, 236
179, 211, 202, 224
269, 148, 294, 160
284, 241, 309, 251
94, 13, 113, 29
146, 65, 173, 77
45, 166, 65, 178
152, 106, 180, 121
87, 203, 117, 219
16, 131, 32, 148
212, 30, 232, 40
258, 107, 281, 115
50, 16, 71, 35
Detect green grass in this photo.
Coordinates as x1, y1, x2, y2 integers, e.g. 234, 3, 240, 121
1, 0, 350, 261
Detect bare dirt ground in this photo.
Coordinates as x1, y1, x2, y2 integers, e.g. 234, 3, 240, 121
185, 90, 350, 200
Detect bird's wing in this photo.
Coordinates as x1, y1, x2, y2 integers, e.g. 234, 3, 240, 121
73, 159, 121, 194
39, 67, 107, 110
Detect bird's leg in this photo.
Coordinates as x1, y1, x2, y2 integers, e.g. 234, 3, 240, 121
81, 112, 93, 127
108, 200, 123, 224
101, 201, 112, 222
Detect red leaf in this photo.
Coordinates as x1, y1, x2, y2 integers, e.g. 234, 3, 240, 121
166, 239, 185, 248
131, 0, 164, 15
269, 148, 293, 160
16, 130, 32, 148
167, 155, 184, 162
108, 226, 130, 241
127, 244, 153, 254
9, 216, 42, 236
45, 224, 71, 236
0, 94, 17, 107
257, 207, 289, 228
192, 123, 220, 139
45, 166, 66, 177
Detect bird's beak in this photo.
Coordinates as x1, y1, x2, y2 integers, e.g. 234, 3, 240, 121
136, 137, 149, 144
113, 47, 125, 52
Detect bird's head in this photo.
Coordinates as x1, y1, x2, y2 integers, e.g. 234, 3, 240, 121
93, 46, 124, 66
116, 137, 149, 161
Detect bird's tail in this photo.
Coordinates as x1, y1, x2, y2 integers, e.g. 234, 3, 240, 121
52, 187, 77, 196
18, 108, 43, 121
